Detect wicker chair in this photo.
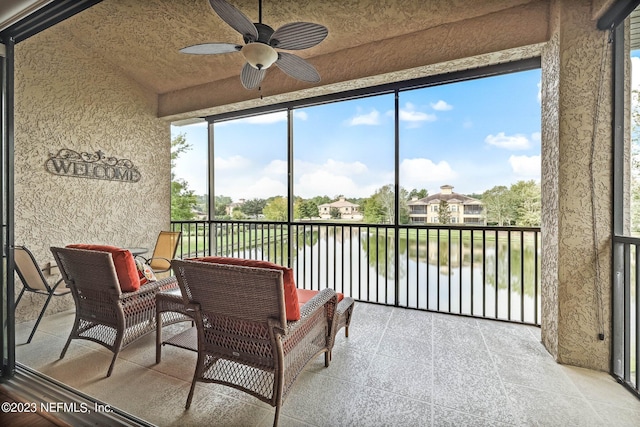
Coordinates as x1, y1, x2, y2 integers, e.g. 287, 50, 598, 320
50, 246, 179, 377
171, 258, 339, 427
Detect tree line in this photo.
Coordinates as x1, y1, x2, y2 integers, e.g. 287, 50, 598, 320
172, 133, 541, 226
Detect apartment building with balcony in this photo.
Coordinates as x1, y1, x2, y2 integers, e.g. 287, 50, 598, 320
407, 185, 484, 225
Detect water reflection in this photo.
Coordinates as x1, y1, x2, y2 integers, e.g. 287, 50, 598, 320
220, 224, 540, 324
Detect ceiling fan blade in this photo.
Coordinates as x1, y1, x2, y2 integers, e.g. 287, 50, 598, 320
270, 22, 328, 50
209, 0, 258, 41
275, 52, 320, 83
240, 62, 266, 89
180, 43, 241, 55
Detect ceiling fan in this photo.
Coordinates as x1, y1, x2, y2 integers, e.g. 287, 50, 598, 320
181, 0, 328, 90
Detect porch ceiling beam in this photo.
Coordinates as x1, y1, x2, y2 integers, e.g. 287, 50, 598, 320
596, 0, 640, 30
0, 0, 101, 44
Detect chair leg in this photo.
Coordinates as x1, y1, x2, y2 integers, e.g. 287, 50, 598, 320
14, 287, 26, 307
26, 293, 54, 343
186, 352, 204, 409
186, 378, 197, 409
106, 351, 119, 377
345, 326, 349, 338
107, 333, 125, 377
325, 350, 331, 367
273, 404, 281, 427
60, 336, 73, 359
60, 315, 81, 359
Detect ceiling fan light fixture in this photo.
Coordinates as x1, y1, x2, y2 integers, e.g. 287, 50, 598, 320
241, 42, 278, 70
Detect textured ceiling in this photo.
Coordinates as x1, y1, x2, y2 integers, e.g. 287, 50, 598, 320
52, 0, 542, 93
16, 0, 551, 120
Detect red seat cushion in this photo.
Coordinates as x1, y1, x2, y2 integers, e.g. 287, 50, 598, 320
66, 244, 141, 292
188, 257, 300, 321
297, 288, 344, 308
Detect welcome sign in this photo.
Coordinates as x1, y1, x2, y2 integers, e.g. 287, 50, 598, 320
45, 149, 141, 183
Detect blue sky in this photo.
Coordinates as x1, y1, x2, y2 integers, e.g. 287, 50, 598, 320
172, 68, 541, 200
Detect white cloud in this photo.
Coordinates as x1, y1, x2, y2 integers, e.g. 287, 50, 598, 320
293, 159, 383, 198
297, 170, 364, 198
322, 158, 368, 175
215, 110, 308, 126
431, 100, 453, 111
396, 102, 437, 128
244, 176, 287, 198
531, 132, 541, 143
399, 158, 457, 189
293, 111, 308, 120
347, 109, 381, 126
263, 159, 287, 175
537, 80, 542, 104
485, 132, 531, 150
509, 155, 540, 177
214, 155, 250, 170
633, 57, 640, 91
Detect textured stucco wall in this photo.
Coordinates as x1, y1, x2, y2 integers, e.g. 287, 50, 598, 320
13, 24, 171, 322
541, 0, 612, 370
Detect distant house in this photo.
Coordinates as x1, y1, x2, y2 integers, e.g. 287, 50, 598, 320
318, 197, 363, 220
407, 185, 484, 225
225, 198, 245, 216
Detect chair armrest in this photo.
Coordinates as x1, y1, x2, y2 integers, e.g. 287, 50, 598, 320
336, 296, 354, 317
119, 276, 178, 301
285, 288, 337, 335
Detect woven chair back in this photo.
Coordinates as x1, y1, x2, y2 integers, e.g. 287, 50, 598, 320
51, 247, 123, 323
172, 259, 287, 327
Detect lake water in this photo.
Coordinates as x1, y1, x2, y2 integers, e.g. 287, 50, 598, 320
224, 225, 541, 325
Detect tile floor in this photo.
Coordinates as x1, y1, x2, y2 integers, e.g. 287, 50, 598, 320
15, 303, 640, 426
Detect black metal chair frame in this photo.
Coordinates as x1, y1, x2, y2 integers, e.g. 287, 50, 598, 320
13, 245, 70, 343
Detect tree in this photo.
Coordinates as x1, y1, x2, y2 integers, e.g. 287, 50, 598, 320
409, 188, 428, 200
363, 185, 394, 223
510, 180, 541, 226
170, 133, 197, 220
214, 195, 232, 218
362, 184, 411, 224
297, 199, 319, 219
263, 196, 288, 221
482, 185, 514, 225
171, 179, 197, 220
438, 200, 451, 224
241, 198, 267, 218
330, 207, 341, 219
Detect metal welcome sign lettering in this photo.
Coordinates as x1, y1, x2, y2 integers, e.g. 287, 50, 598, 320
45, 149, 141, 183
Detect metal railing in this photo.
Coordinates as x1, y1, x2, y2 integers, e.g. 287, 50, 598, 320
612, 235, 640, 398
171, 220, 541, 325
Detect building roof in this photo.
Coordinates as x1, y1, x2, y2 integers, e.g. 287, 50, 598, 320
407, 185, 482, 206
319, 197, 359, 208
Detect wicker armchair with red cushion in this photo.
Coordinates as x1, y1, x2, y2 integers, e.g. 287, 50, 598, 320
170, 257, 352, 427
50, 246, 179, 377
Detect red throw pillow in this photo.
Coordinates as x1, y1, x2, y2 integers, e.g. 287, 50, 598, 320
189, 256, 300, 321
297, 288, 344, 308
66, 244, 141, 292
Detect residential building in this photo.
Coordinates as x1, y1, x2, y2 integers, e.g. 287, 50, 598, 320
225, 198, 245, 216
408, 185, 484, 225
318, 197, 363, 220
